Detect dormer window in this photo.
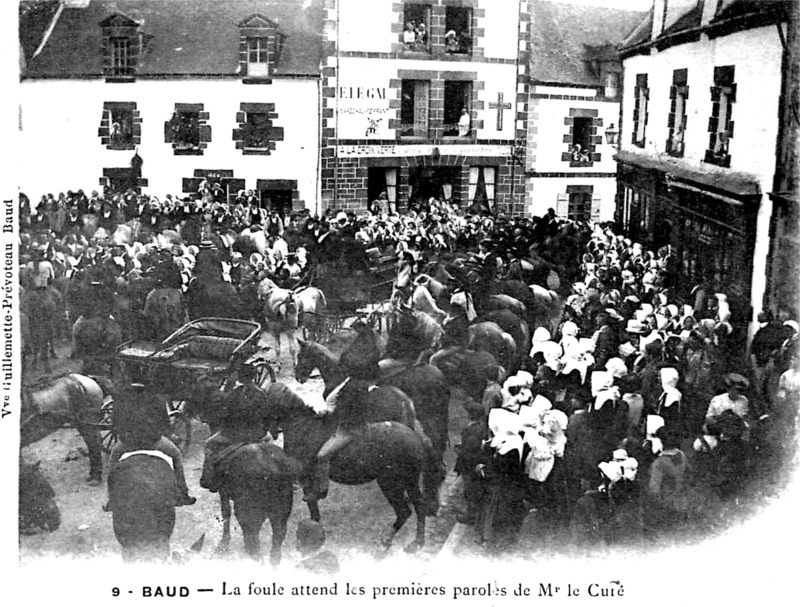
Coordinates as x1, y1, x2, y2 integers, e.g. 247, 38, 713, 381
247, 37, 270, 77
100, 13, 143, 82
238, 14, 284, 83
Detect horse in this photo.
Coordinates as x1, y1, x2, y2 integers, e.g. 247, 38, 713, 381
20, 287, 61, 372
19, 460, 61, 535
201, 441, 300, 564
263, 388, 438, 554
467, 321, 518, 376
386, 304, 444, 361
408, 274, 449, 324
476, 309, 530, 374
259, 278, 300, 362
20, 373, 106, 484
429, 346, 504, 404
72, 314, 124, 375
296, 286, 328, 343
296, 337, 449, 466
107, 452, 179, 562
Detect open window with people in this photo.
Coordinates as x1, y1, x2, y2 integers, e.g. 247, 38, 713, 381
444, 6, 472, 55
401, 4, 431, 52
443, 81, 472, 138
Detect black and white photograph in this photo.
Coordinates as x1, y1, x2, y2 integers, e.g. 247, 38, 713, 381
3, 0, 799, 604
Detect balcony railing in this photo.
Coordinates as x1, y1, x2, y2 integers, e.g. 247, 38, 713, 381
399, 122, 429, 138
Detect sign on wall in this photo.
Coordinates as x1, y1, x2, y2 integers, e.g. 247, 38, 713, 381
337, 144, 512, 157
337, 84, 392, 139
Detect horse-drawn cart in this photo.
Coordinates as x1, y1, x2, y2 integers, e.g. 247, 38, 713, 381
101, 318, 274, 452
303, 255, 396, 341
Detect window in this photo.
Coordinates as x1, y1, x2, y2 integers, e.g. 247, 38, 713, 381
604, 72, 619, 99
169, 110, 200, 150
165, 104, 211, 155
368, 168, 398, 212
243, 112, 271, 149
108, 107, 133, 147
247, 37, 270, 78
666, 69, 689, 157
632, 73, 649, 147
234, 102, 284, 155
402, 4, 431, 52
110, 38, 131, 77
705, 65, 735, 167
99, 102, 141, 150
100, 14, 143, 81
400, 80, 430, 138
562, 109, 601, 166
443, 81, 472, 137
468, 167, 495, 213
568, 190, 592, 222
444, 6, 472, 55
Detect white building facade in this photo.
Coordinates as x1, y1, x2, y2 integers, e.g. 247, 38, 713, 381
19, 0, 323, 215
525, 1, 644, 223
616, 0, 790, 339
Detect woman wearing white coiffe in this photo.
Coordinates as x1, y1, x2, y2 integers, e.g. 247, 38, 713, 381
476, 407, 528, 551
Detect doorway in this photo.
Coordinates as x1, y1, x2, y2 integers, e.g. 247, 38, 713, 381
260, 189, 292, 215
408, 166, 459, 209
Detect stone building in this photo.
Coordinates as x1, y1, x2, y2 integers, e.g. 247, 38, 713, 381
318, 0, 531, 215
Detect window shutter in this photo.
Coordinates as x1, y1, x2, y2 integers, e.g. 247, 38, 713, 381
164, 120, 173, 143
413, 81, 429, 137
199, 124, 212, 143
556, 193, 568, 218
591, 193, 602, 222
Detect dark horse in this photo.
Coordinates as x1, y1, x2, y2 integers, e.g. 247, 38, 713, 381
19, 459, 61, 535
265, 383, 438, 554
295, 338, 446, 469
201, 439, 300, 564
296, 331, 451, 460
20, 373, 106, 484
108, 452, 179, 562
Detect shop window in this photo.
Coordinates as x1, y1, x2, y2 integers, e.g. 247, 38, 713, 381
705, 65, 735, 168
666, 69, 689, 157
98, 101, 141, 150
165, 103, 211, 155
632, 73, 649, 147
444, 7, 472, 55
468, 166, 495, 213
400, 80, 430, 138
443, 81, 472, 137
402, 4, 431, 52
368, 167, 398, 212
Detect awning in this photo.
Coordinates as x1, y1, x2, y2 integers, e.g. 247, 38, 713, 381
615, 150, 762, 200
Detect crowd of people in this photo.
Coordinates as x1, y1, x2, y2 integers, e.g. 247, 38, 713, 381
18, 184, 800, 556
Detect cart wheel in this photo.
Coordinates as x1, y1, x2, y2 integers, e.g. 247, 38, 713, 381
99, 400, 117, 454
254, 361, 276, 387
169, 407, 192, 453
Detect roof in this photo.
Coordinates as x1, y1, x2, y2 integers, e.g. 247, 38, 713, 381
530, 1, 647, 86
620, 0, 790, 54
22, 0, 323, 78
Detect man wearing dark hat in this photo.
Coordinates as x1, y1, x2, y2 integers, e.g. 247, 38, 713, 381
105, 380, 196, 510
750, 310, 785, 402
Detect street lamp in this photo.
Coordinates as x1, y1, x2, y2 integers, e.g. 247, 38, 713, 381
605, 123, 619, 147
